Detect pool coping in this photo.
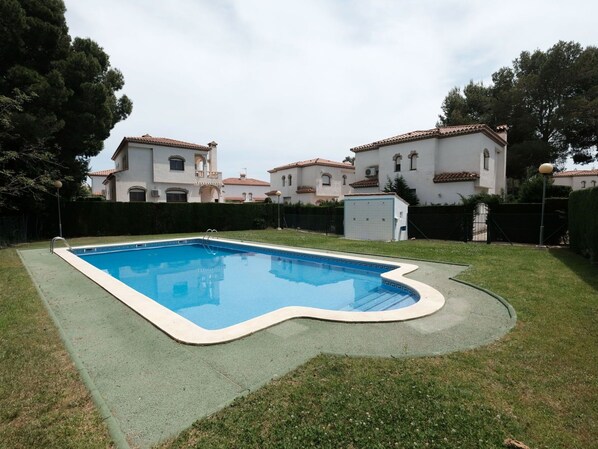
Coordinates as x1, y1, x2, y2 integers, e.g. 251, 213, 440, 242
54, 237, 445, 345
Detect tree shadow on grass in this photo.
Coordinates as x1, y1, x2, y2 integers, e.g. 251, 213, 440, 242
548, 247, 598, 292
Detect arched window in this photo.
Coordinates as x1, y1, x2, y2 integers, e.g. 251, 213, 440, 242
409, 152, 418, 171
248, 193, 253, 201
288, 174, 292, 186
393, 154, 402, 172
169, 156, 185, 171
483, 149, 490, 170
342, 174, 347, 185
282, 175, 286, 187
592, 180, 596, 187
166, 189, 188, 203
322, 174, 331, 186
128, 187, 146, 202
581, 181, 586, 188
242, 192, 247, 201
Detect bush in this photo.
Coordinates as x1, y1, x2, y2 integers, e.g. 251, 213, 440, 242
569, 187, 598, 263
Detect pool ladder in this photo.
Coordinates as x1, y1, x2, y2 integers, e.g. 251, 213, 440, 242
202, 229, 217, 254
50, 236, 72, 254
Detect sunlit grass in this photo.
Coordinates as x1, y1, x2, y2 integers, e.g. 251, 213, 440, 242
3, 230, 597, 448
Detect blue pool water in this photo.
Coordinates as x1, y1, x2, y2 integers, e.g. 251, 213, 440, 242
76, 241, 419, 330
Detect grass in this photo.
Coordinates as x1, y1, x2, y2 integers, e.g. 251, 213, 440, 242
2, 230, 597, 448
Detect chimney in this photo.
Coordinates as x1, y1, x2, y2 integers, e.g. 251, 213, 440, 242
495, 125, 508, 143
240, 173, 246, 180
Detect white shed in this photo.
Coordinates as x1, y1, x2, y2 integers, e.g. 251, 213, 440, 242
344, 193, 409, 241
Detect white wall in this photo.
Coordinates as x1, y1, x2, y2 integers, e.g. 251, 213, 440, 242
353, 132, 507, 204
223, 183, 271, 202
110, 142, 220, 202
344, 194, 409, 241
269, 164, 355, 204
553, 175, 598, 190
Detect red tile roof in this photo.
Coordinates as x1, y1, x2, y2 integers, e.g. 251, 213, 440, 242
351, 124, 507, 153
223, 177, 270, 186
296, 186, 316, 194
553, 169, 598, 177
89, 169, 117, 177
350, 178, 380, 188
112, 134, 213, 159
269, 158, 355, 173
433, 172, 480, 183
266, 190, 281, 196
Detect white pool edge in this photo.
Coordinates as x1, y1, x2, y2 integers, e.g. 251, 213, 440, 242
54, 237, 445, 345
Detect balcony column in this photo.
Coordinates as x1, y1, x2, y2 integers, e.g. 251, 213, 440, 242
208, 141, 218, 175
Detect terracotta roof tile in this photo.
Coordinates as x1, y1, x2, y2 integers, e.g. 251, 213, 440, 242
88, 169, 117, 176
351, 124, 507, 153
350, 178, 380, 188
296, 186, 316, 194
553, 169, 598, 177
265, 190, 281, 196
223, 177, 270, 186
112, 134, 213, 159
433, 172, 480, 183
269, 158, 354, 173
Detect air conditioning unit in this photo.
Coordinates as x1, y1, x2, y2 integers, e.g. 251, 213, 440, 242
150, 189, 161, 198
365, 166, 379, 178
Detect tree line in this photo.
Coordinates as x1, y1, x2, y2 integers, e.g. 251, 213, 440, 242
0, 0, 132, 212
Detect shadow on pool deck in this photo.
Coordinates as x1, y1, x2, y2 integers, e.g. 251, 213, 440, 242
19, 247, 515, 449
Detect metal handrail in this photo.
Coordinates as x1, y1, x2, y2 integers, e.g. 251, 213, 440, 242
202, 229, 218, 254
50, 236, 71, 254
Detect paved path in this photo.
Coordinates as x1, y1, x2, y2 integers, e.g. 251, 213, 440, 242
19, 247, 515, 449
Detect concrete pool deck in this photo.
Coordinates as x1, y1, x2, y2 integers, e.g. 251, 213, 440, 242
19, 245, 516, 449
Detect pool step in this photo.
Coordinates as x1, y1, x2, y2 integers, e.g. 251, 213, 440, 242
349, 290, 413, 312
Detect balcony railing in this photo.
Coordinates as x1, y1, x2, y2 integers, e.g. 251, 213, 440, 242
195, 170, 222, 186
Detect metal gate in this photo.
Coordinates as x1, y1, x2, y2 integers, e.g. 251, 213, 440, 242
471, 203, 488, 242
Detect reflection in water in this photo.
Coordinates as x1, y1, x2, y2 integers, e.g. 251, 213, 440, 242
81, 244, 417, 330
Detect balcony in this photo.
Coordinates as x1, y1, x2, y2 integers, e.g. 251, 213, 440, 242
195, 170, 223, 186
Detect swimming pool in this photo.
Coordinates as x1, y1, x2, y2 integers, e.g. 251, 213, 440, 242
55, 238, 445, 344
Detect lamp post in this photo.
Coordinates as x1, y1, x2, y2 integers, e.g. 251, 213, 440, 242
275, 190, 282, 230
53, 180, 63, 237
538, 163, 554, 247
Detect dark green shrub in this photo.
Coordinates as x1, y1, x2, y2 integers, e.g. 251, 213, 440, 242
569, 187, 598, 263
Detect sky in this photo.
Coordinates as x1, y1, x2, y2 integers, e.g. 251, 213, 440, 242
64, 0, 598, 181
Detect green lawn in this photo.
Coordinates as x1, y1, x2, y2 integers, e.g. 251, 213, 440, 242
2, 231, 597, 448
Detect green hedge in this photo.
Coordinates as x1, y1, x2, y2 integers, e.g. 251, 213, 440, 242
569, 187, 598, 263
59, 202, 277, 237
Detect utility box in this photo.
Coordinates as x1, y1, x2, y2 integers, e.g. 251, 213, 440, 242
344, 193, 409, 241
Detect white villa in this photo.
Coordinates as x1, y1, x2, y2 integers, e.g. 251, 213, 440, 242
552, 169, 598, 190
349, 124, 508, 204
267, 158, 356, 205
222, 173, 271, 202
88, 168, 116, 196
102, 135, 223, 203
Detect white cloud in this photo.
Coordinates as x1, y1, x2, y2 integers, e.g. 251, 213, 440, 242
64, 0, 598, 178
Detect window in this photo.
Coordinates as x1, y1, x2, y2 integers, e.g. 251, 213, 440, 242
394, 154, 402, 172
248, 193, 253, 201
592, 181, 596, 187
282, 175, 286, 187
288, 175, 292, 186
122, 153, 129, 170
483, 149, 490, 170
409, 152, 418, 170
581, 181, 586, 188
322, 174, 331, 186
242, 192, 247, 201
128, 188, 146, 202
166, 189, 188, 202
342, 174, 347, 185
169, 156, 185, 171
